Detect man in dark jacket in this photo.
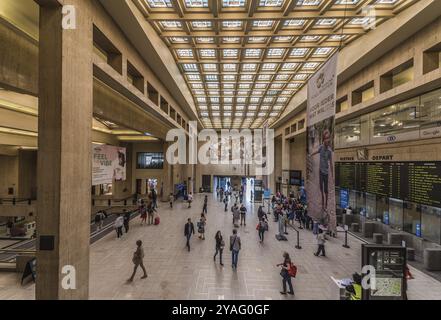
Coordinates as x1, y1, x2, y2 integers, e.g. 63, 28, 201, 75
184, 218, 195, 252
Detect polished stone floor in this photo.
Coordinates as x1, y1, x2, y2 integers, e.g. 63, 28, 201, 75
1, 193, 441, 300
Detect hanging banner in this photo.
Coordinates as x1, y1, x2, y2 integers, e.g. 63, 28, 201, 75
92, 144, 126, 186
306, 54, 338, 232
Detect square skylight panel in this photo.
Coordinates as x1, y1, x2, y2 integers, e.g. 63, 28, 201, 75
283, 19, 305, 27
222, 37, 241, 43
281, 63, 298, 71
184, 0, 208, 8
224, 105, 233, 110
205, 74, 219, 81
262, 63, 278, 71
300, 35, 321, 42
182, 63, 198, 71
296, 0, 321, 6
196, 37, 215, 43
223, 49, 239, 58
207, 83, 219, 88
223, 64, 238, 72
240, 74, 254, 81
316, 18, 337, 26
160, 21, 182, 29
258, 74, 272, 80
267, 48, 285, 58
176, 49, 194, 58
222, 20, 243, 29
242, 63, 257, 71
274, 36, 293, 42
293, 74, 308, 80
254, 83, 267, 89
313, 47, 333, 56
223, 74, 237, 81
302, 62, 320, 70
250, 97, 260, 103
203, 63, 217, 71
187, 74, 201, 81
245, 48, 263, 58
222, 0, 246, 7
248, 37, 268, 43
276, 73, 291, 79
191, 21, 213, 29
259, 0, 284, 6
147, 0, 172, 8
199, 49, 216, 58
170, 37, 189, 43
252, 20, 274, 28
236, 98, 246, 103
290, 48, 309, 57
223, 83, 235, 89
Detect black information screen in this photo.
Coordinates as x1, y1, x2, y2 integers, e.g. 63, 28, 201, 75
335, 162, 441, 208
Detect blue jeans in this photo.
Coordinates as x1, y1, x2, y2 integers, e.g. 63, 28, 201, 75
231, 250, 239, 268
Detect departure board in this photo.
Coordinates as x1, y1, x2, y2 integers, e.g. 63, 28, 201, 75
335, 162, 441, 208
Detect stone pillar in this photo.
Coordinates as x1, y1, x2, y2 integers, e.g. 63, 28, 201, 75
36, 0, 93, 300
18, 150, 37, 199
162, 142, 173, 201
281, 137, 290, 195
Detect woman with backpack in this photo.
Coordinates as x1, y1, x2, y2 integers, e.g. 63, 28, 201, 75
277, 252, 295, 295
257, 218, 268, 243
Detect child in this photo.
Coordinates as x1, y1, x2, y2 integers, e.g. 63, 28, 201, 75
169, 193, 174, 208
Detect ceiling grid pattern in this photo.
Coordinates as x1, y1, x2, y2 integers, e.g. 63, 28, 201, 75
135, 0, 415, 129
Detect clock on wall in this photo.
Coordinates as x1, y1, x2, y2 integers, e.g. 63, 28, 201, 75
357, 148, 368, 161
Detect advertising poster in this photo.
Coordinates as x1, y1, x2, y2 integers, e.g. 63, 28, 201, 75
92, 144, 127, 186
306, 54, 338, 232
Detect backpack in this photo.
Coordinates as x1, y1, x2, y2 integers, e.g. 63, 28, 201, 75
288, 263, 297, 278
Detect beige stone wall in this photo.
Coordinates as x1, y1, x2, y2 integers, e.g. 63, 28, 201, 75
0, 155, 18, 197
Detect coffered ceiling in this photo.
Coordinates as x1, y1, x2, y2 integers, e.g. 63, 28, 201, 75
135, 0, 416, 129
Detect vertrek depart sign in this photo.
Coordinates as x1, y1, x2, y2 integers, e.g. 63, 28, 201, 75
306, 54, 338, 232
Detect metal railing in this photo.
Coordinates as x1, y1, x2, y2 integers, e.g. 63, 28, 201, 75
0, 198, 34, 205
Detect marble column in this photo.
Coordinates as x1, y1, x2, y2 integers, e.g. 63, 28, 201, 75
36, 0, 93, 300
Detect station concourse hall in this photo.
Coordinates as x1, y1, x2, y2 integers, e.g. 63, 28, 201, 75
1, 0, 441, 305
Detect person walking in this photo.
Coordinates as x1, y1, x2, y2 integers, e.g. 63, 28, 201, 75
184, 218, 195, 252
229, 229, 241, 269
147, 201, 155, 225
239, 204, 247, 226
257, 218, 268, 243
123, 210, 131, 233
187, 193, 193, 208
94, 211, 105, 231
115, 214, 124, 239
231, 204, 240, 227
151, 188, 158, 209
214, 231, 224, 266
169, 193, 174, 208
224, 195, 229, 212
127, 240, 148, 282
277, 252, 295, 295
140, 203, 147, 226
202, 195, 208, 214
314, 229, 326, 257
198, 213, 206, 240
